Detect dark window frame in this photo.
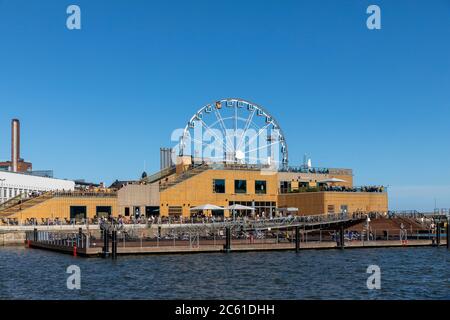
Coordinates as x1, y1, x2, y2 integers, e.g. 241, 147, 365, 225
255, 180, 267, 194
234, 180, 247, 194
213, 179, 226, 194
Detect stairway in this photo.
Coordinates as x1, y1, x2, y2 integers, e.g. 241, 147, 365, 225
0, 192, 55, 218
0, 194, 26, 211
142, 165, 176, 184
396, 216, 425, 230
349, 217, 429, 235
159, 164, 209, 191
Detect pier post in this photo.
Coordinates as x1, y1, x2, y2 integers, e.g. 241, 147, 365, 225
102, 229, 109, 258
447, 222, 449, 250
339, 225, 345, 249
295, 226, 300, 252
224, 226, 231, 252
78, 228, 82, 248
436, 223, 441, 246
111, 230, 117, 259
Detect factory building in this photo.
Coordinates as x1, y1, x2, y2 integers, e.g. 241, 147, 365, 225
0, 158, 388, 224
0, 171, 75, 204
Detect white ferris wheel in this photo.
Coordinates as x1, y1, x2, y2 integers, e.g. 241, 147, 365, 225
178, 98, 288, 169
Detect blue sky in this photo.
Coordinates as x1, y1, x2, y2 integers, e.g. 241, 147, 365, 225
0, 0, 449, 211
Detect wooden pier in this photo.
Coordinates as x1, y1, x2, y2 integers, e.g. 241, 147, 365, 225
26, 238, 447, 257
23, 213, 449, 257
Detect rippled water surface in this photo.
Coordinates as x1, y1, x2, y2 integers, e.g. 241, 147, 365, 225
0, 246, 448, 299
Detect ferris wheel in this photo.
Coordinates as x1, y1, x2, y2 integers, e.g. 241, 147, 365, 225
178, 98, 288, 169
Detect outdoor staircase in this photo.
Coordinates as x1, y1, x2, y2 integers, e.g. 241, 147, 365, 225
0, 194, 26, 212
395, 216, 425, 230
0, 192, 55, 218
349, 216, 429, 236
142, 165, 176, 184
159, 164, 210, 191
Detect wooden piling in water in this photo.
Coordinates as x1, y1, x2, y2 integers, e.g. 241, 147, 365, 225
436, 224, 441, 246
447, 223, 449, 250
295, 226, 300, 252
224, 226, 231, 252
102, 229, 109, 258
111, 230, 117, 259
339, 225, 345, 249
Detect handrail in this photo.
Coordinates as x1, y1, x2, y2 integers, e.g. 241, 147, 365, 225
280, 185, 387, 194
279, 166, 353, 175
0, 193, 26, 211
159, 163, 209, 191
142, 165, 176, 183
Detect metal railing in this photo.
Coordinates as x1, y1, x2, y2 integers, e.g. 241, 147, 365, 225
279, 166, 353, 175
52, 191, 117, 198
26, 230, 89, 249
0, 193, 27, 211
280, 185, 387, 194
142, 165, 176, 183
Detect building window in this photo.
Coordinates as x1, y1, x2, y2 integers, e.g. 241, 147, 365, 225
340, 205, 348, 214
211, 209, 224, 218
280, 181, 291, 193
145, 206, 160, 217
213, 179, 225, 193
168, 206, 182, 216
124, 207, 130, 216
234, 180, 247, 194
327, 205, 335, 214
70, 206, 87, 221
255, 180, 267, 194
96, 206, 112, 218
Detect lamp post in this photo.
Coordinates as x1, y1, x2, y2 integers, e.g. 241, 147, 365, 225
366, 216, 371, 241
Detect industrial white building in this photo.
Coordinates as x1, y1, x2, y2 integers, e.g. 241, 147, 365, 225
0, 171, 75, 204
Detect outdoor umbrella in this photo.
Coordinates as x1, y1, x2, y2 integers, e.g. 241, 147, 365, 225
318, 178, 347, 184
190, 204, 224, 219
225, 204, 255, 211
190, 204, 224, 211
225, 204, 255, 221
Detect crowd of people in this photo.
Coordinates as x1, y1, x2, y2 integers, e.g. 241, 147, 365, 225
282, 167, 330, 174
320, 185, 385, 193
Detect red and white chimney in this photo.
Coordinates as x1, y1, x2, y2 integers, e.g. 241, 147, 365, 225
11, 119, 20, 172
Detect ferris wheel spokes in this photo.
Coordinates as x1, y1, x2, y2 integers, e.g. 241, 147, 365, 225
213, 108, 235, 159
178, 98, 289, 169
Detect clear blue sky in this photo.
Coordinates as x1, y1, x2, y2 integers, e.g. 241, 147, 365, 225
0, 0, 449, 211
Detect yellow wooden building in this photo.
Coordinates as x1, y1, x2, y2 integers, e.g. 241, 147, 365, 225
0, 157, 388, 223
